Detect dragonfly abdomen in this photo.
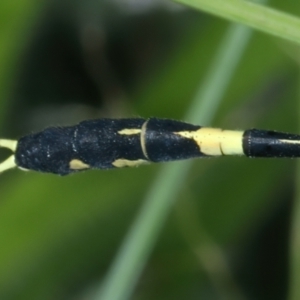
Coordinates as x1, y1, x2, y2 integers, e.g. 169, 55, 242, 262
243, 129, 300, 158
0, 118, 300, 175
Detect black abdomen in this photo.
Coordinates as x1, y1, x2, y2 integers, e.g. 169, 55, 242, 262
74, 119, 146, 169
145, 118, 202, 162
15, 118, 206, 175
243, 129, 300, 157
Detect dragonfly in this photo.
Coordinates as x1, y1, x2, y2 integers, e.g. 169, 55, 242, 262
0, 117, 299, 175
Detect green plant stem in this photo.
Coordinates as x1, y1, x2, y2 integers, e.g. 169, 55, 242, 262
96, 21, 255, 300
173, 0, 300, 45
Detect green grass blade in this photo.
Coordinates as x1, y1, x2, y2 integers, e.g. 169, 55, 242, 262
173, 0, 300, 45
96, 21, 256, 300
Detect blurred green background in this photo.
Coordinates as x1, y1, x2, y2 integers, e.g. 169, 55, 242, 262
0, 0, 299, 299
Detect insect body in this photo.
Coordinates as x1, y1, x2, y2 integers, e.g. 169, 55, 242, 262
1, 117, 300, 175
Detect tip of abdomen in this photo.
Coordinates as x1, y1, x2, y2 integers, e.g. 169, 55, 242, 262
243, 129, 300, 158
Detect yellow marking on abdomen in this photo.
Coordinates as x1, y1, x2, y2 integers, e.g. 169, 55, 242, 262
118, 129, 142, 135
112, 158, 149, 168
176, 128, 244, 156
69, 159, 90, 170
140, 120, 149, 159
279, 139, 300, 145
